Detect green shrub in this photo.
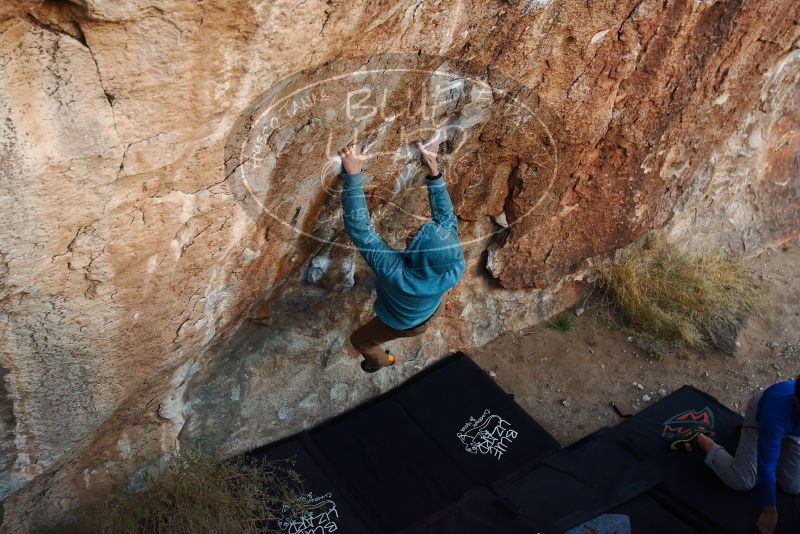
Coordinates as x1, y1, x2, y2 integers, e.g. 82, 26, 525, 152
548, 311, 574, 332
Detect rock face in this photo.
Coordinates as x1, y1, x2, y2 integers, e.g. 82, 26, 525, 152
0, 0, 797, 530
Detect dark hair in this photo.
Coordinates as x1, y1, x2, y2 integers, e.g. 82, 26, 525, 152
796, 375, 800, 400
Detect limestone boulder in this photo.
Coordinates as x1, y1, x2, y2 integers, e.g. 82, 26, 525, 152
0, 0, 797, 530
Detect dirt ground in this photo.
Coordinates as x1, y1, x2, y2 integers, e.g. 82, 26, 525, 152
471, 237, 800, 445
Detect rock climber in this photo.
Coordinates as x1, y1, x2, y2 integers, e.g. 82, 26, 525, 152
694, 376, 800, 534
338, 135, 465, 373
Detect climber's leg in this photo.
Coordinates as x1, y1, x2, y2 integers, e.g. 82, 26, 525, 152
349, 301, 444, 368
349, 316, 403, 368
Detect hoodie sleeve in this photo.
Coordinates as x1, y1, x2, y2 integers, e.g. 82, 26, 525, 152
426, 171, 458, 235
756, 399, 783, 507
340, 171, 403, 279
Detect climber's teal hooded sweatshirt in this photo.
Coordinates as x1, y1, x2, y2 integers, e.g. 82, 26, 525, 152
340, 170, 465, 330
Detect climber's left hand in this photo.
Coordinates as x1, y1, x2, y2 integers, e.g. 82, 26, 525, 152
339, 143, 367, 175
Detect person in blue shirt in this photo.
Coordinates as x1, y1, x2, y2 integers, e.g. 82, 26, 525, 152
697, 377, 800, 534
338, 137, 465, 373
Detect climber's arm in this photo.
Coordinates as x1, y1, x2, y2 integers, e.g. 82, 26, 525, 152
425, 171, 458, 235
416, 139, 458, 235
340, 171, 403, 278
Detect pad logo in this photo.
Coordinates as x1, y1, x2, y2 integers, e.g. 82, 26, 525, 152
457, 409, 518, 459
278, 491, 339, 534
661, 407, 716, 439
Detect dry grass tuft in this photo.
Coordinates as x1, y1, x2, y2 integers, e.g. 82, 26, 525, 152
103, 450, 306, 534
35, 449, 307, 534
594, 232, 768, 354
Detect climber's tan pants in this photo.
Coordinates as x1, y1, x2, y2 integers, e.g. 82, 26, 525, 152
350, 303, 443, 367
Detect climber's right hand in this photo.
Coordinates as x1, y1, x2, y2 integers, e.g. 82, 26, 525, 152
416, 141, 439, 176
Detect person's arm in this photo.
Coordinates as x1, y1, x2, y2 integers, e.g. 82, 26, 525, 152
339, 145, 403, 279
425, 171, 458, 235
416, 140, 458, 235
756, 417, 782, 533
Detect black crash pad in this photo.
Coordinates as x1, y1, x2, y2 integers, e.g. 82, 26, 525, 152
307, 353, 560, 532
245, 352, 560, 533
404, 492, 699, 534
244, 364, 800, 534
494, 427, 663, 534
309, 396, 476, 532
246, 438, 371, 534
612, 385, 800, 534
397, 487, 529, 534
569, 494, 701, 534
393, 352, 559, 485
